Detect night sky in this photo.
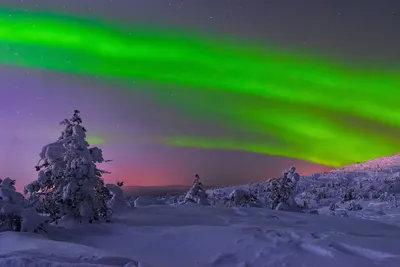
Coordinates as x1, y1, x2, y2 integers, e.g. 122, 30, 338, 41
0, 0, 399, 190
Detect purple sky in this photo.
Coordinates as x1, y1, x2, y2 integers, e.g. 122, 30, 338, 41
0, 0, 398, 190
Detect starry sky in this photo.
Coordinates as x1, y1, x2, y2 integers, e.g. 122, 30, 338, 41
0, 0, 399, 191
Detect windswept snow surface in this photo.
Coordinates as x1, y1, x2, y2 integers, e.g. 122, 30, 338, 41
1, 205, 400, 267
334, 153, 400, 172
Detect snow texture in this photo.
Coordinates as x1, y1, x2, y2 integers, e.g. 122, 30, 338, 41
1, 203, 400, 266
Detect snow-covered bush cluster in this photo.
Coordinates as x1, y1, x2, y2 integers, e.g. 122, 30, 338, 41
225, 189, 262, 207
189, 167, 302, 211
158, 162, 400, 218
295, 168, 400, 210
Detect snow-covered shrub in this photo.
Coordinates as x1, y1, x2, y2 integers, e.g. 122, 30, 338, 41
24, 110, 112, 224
378, 192, 398, 207
0, 178, 47, 233
347, 200, 363, 211
310, 186, 329, 203
183, 174, 209, 205
0, 178, 24, 206
226, 189, 263, 207
0, 178, 23, 232
340, 187, 357, 202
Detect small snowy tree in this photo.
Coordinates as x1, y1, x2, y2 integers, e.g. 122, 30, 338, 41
24, 110, 112, 223
183, 174, 209, 205
267, 168, 300, 211
287, 166, 300, 184
105, 183, 127, 213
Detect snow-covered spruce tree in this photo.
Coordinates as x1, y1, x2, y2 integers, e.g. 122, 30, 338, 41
24, 110, 113, 223
183, 174, 209, 205
267, 167, 301, 211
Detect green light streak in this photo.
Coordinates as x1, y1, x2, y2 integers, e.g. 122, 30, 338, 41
0, 8, 399, 166
86, 136, 105, 145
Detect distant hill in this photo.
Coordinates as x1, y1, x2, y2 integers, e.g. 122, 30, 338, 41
122, 154, 400, 198
332, 153, 400, 173
122, 185, 217, 197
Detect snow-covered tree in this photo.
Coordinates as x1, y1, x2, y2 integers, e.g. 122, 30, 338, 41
287, 166, 300, 184
267, 168, 300, 211
105, 183, 127, 213
24, 110, 112, 223
183, 174, 209, 205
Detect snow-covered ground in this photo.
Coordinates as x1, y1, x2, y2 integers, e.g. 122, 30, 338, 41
1, 204, 400, 267
3, 134, 400, 267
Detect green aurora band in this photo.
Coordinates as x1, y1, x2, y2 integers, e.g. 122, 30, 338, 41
86, 136, 105, 146
1, 8, 400, 167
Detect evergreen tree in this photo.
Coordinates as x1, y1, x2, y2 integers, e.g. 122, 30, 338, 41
183, 174, 209, 205
24, 110, 112, 223
267, 167, 299, 210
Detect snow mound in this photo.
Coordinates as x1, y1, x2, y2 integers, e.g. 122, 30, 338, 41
0, 231, 143, 267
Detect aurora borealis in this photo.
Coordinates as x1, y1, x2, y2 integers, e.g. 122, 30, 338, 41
0, 0, 399, 190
